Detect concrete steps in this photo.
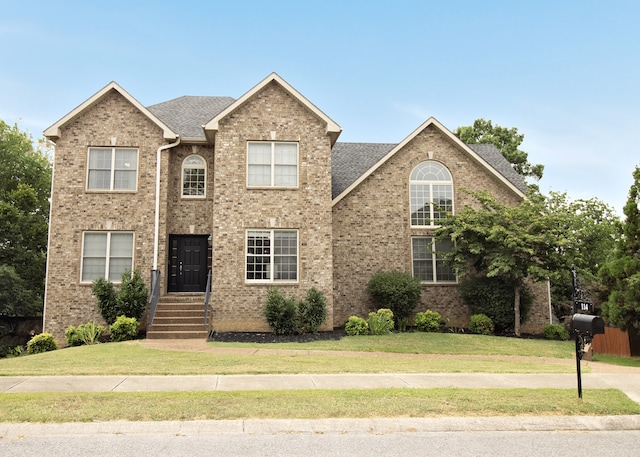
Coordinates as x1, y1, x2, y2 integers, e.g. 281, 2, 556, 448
147, 295, 209, 339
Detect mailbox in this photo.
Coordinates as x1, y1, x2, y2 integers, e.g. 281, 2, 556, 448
571, 314, 605, 336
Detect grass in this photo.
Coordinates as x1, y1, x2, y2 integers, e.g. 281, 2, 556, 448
592, 353, 640, 368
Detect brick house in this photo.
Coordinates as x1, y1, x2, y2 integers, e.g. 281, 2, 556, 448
43, 73, 550, 342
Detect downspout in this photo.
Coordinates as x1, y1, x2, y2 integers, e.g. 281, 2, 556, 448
153, 137, 181, 270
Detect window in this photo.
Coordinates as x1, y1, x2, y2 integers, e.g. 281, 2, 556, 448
182, 155, 206, 197
412, 237, 456, 283
410, 161, 453, 226
87, 147, 138, 191
81, 232, 134, 282
246, 229, 298, 282
247, 142, 298, 187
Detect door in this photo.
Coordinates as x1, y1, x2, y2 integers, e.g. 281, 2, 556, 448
168, 235, 209, 292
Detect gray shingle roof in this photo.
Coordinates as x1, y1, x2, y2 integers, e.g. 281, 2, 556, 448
147, 96, 235, 140
467, 143, 528, 194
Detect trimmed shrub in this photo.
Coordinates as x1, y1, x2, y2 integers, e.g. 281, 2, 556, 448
110, 316, 140, 342
298, 287, 327, 334
65, 322, 104, 346
469, 314, 494, 335
345, 316, 369, 336
27, 332, 57, 354
92, 277, 118, 324
264, 287, 298, 335
544, 323, 569, 341
368, 308, 394, 335
368, 270, 422, 331
92, 269, 148, 325
414, 310, 443, 332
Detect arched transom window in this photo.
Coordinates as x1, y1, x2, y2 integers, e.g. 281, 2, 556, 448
410, 161, 453, 226
182, 155, 206, 197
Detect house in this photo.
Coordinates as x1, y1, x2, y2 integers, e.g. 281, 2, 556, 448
42, 73, 551, 342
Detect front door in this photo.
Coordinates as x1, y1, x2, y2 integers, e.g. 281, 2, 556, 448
168, 235, 209, 292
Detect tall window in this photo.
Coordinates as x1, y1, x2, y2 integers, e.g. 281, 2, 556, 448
81, 232, 134, 282
246, 229, 298, 282
412, 237, 456, 283
182, 155, 206, 197
247, 142, 298, 187
87, 147, 138, 191
410, 161, 453, 226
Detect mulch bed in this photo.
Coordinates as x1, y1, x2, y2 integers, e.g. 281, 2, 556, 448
209, 329, 347, 344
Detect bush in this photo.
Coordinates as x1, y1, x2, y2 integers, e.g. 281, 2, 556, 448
414, 310, 442, 332
544, 323, 569, 341
110, 315, 140, 342
368, 271, 422, 331
297, 287, 327, 334
368, 308, 394, 335
65, 322, 105, 346
264, 287, 298, 335
92, 277, 118, 324
93, 269, 148, 325
459, 276, 532, 334
345, 316, 369, 336
27, 332, 57, 354
469, 314, 494, 335
0, 344, 24, 359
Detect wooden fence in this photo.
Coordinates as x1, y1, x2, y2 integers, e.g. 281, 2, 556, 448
592, 326, 640, 357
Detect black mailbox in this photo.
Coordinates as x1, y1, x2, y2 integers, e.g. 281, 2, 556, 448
571, 314, 605, 336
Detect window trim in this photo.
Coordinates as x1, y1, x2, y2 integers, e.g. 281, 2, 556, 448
245, 229, 299, 284
181, 154, 207, 199
80, 231, 135, 283
409, 161, 454, 228
86, 147, 139, 192
246, 141, 299, 189
411, 236, 457, 284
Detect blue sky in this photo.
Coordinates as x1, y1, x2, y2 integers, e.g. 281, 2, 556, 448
1, 0, 638, 215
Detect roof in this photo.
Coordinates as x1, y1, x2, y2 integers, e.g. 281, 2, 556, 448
467, 143, 528, 194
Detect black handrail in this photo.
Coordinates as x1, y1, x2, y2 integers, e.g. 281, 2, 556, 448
204, 269, 212, 330
148, 269, 161, 327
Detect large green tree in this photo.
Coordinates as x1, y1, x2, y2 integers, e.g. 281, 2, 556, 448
599, 166, 640, 329
455, 118, 544, 181
0, 120, 52, 316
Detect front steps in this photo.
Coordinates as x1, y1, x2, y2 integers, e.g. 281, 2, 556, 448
147, 295, 209, 339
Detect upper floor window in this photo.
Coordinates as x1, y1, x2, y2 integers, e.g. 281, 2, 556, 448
87, 147, 138, 191
182, 154, 206, 198
410, 161, 453, 226
81, 231, 134, 282
247, 142, 298, 187
246, 229, 298, 282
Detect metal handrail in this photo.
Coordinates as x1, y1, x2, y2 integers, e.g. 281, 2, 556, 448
148, 269, 161, 327
204, 269, 212, 330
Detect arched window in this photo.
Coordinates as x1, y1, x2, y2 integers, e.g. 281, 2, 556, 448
182, 155, 206, 197
410, 161, 453, 226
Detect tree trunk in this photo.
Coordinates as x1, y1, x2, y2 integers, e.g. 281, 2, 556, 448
514, 283, 521, 336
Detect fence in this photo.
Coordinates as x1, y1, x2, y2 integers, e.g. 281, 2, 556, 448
592, 326, 640, 357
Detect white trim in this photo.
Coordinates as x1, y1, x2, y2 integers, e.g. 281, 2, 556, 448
245, 228, 299, 284
181, 154, 207, 199
86, 147, 139, 192
411, 236, 457, 284
246, 141, 299, 188
80, 231, 135, 283
409, 161, 454, 228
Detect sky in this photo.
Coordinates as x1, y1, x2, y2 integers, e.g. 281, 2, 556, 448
1, 0, 638, 216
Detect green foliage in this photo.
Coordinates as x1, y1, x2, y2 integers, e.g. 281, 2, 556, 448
469, 314, 494, 335
0, 120, 52, 317
368, 308, 394, 335
544, 324, 569, 341
345, 316, 369, 336
459, 276, 532, 334
0, 344, 24, 359
367, 271, 422, 330
263, 287, 298, 335
109, 315, 140, 342
297, 287, 327, 334
27, 332, 57, 354
92, 269, 148, 325
414, 310, 443, 332
65, 322, 105, 346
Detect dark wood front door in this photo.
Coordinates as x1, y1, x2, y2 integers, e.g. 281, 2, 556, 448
168, 235, 209, 292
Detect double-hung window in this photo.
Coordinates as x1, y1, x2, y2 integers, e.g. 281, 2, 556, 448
410, 161, 453, 226
182, 154, 206, 197
81, 232, 134, 282
87, 147, 138, 191
412, 237, 456, 283
247, 142, 298, 187
246, 229, 298, 282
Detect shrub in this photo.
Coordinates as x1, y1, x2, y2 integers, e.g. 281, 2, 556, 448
264, 287, 298, 335
0, 344, 24, 359
297, 287, 327, 334
93, 269, 148, 325
544, 323, 569, 341
368, 308, 394, 335
368, 270, 422, 331
469, 314, 494, 335
27, 332, 57, 354
459, 276, 532, 334
92, 277, 118, 324
65, 325, 84, 347
110, 315, 140, 342
65, 322, 105, 346
345, 316, 369, 336
414, 310, 442, 332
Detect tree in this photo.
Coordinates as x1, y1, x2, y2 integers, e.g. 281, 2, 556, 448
599, 166, 640, 330
455, 118, 544, 181
0, 120, 52, 316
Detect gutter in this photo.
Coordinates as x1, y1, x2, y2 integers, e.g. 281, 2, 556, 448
153, 137, 181, 270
